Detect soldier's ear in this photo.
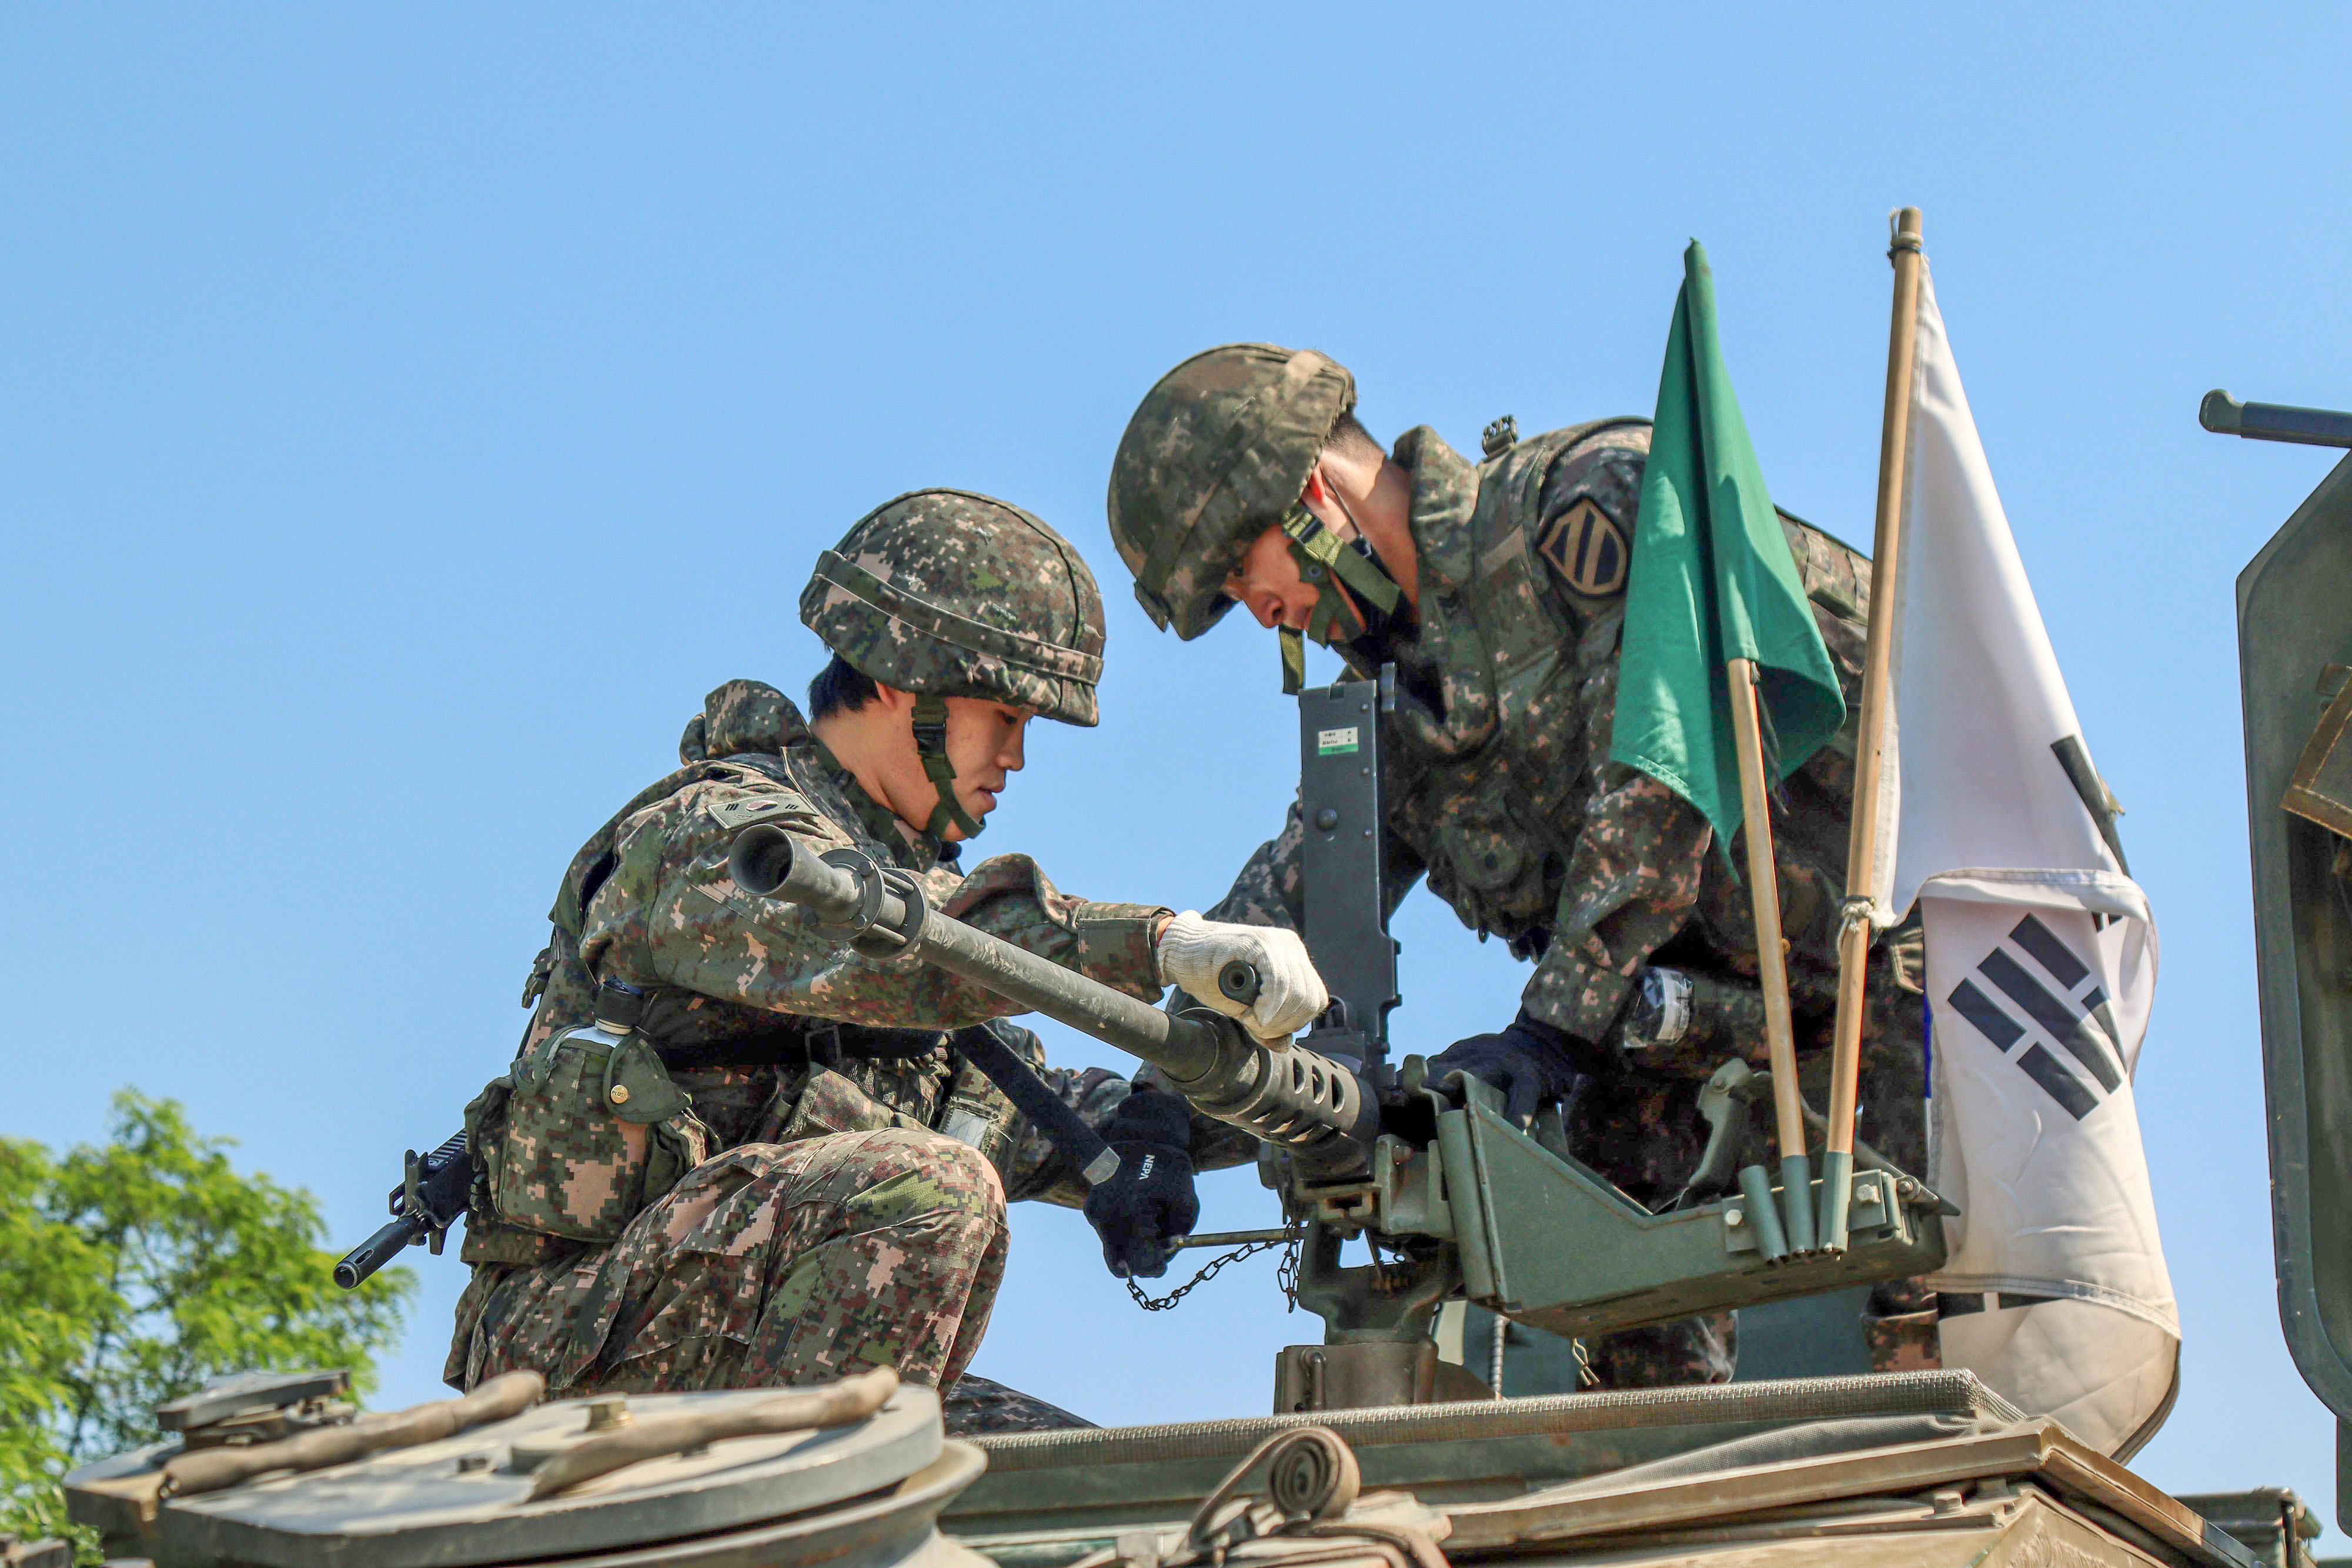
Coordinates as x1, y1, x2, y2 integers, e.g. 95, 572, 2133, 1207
870, 682, 913, 715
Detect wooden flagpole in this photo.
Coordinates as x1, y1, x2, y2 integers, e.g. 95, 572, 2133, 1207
1728, 657, 1816, 1253
1820, 205, 1926, 1253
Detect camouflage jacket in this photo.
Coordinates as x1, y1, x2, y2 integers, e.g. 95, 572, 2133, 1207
497, 678, 1245, 1226
1208, 421, 1882, 1054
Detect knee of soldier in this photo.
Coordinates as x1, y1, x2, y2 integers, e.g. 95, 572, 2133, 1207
841, 1128, 1006, 1234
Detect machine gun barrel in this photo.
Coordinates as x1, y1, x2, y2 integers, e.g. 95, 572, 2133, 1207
727, 826, 1374, 1169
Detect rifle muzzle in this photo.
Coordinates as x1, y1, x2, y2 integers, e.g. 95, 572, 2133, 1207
335, 1215, 420, 1290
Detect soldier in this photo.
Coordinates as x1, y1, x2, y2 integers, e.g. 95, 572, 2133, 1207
446, 489, 1328, 1433
1107, 345, 1936, 1386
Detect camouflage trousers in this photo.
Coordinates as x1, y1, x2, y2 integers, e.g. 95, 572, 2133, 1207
446, 1127, 1007, 1396
1568, 944, 1938, 1386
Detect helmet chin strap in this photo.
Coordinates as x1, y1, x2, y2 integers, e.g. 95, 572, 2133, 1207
910, 693, 986, 842
1275, 484, 1404, 694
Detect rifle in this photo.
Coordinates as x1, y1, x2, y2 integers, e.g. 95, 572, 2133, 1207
333, 1132, 470, 1289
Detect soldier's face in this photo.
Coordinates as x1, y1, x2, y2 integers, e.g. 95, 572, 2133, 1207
1224, 469, 1367, 634
922, 696, 1034, 838
1225, 523, 1324, 632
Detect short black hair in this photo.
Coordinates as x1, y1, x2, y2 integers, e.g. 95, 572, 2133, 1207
1322, 410, 1385, 464
807, 654, 881, 720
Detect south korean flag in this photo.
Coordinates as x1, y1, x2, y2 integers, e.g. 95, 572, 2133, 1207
1920, 874, 2171, 1456
1865, 263, 2177, 1457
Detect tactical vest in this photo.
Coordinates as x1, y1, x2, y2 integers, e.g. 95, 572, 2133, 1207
1376, 420, 1873, 967
463, 744, 1031, 1263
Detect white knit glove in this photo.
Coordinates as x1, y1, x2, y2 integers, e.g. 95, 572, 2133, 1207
1155, 912, 1329, 1041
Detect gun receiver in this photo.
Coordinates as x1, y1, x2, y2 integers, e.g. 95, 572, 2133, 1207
333, 1131, 470, 1289
726, 830, 1377, 1173
1295, 675, 1400, 1079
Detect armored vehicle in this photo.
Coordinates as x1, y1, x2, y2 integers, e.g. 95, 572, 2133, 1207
49, 390, 2352, 1567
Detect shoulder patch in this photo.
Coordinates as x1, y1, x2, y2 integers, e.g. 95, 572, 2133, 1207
1536, 497, 1629, 599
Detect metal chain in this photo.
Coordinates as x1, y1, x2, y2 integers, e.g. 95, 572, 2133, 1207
1125, 1236, 1285, 1313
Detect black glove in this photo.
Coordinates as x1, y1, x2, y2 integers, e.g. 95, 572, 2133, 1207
1081, 1089, 1199, 1280
1427, 1010, 1601, 1126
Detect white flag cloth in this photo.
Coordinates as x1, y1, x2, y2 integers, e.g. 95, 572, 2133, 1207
1865, 263, 2179, 1457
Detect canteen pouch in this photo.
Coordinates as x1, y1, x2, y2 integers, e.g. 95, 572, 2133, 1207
489, 1022, 709, 1244
456, 1075, 578, 1266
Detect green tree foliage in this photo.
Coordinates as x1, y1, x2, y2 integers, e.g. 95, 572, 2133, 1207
0, 1091, 416, 1552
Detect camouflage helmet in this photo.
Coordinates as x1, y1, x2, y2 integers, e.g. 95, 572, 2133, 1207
1107, 343, 1356, 641
800, 489, 1106, 727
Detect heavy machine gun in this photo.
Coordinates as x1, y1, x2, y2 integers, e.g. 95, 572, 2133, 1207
730, 671, 1950, 1412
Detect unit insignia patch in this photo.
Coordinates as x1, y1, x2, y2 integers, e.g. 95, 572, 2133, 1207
1536, 497, 1629, 599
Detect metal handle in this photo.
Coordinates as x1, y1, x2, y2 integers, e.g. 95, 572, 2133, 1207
1172, 1226, 1302, 1251
163, 1372, 544, 1497
529, 1368, 898, 1500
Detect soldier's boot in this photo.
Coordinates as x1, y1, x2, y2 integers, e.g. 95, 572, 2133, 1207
1863, 1277, 1942, 1373
941, 1374, 1094, 1435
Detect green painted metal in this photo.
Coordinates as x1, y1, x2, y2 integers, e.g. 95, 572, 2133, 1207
1441, 1081, 1945, 1339
1817, 1148, 1855, 1251
2235, 440, 2352, 1457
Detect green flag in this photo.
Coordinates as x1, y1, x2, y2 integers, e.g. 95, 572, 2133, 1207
1609, 240, 1846, 856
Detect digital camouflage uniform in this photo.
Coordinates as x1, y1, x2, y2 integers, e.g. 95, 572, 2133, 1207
449, 494, 1254, 1434
1111, 349, 1937, 1388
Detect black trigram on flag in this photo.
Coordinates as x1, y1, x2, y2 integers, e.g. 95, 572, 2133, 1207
1943, 913, 2126, 1121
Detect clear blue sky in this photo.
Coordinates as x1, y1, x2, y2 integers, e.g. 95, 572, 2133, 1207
6, 1, 2348, 1518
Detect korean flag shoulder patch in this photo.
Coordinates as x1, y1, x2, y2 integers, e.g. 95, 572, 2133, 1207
1535, 496, 1629, 599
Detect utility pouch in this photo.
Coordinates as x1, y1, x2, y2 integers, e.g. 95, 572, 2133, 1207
459, 1217, 586, 1269
937, 1049, 1025, 1180
776, 1066, 934, 1145
489, 1022, 709, 1244
456, 1073, 588, 1266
